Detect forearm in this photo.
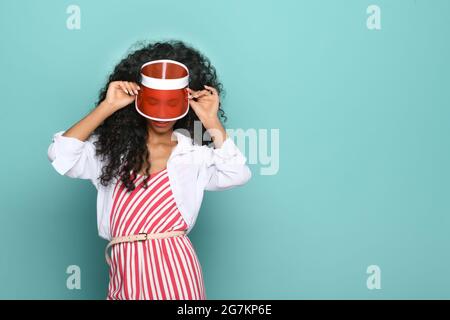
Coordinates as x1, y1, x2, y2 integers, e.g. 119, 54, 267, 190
202, 117, 227, 149
63, 101, 115, 142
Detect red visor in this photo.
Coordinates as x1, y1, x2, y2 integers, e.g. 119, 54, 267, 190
135, 59, 189, 121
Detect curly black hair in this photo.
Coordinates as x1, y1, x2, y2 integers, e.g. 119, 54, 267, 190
91, 39, 227, 192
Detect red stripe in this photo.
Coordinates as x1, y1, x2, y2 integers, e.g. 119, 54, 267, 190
134, 243, 140, 299
168, 238, 193, 299
151, 240, 167, 299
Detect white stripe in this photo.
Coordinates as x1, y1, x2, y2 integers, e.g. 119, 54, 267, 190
112, 247, 120, 299
149, 240, 163, 299
107, 247, 116, 299
111, 247, 119, 299
162, 61, 166, 79
161, 238, 184, 299
138, 242, 149, 300
113, 245, 120, 300
159, 240, 176, 300
130, 243, 136, 299
154, 239, 172, 299
119, 244, 126, 300
140, 74, 188, 90
170, 238, 196, 299
126, 243, 133, 299
160, 239, 184, 299
174, 237, 200, 299
144, 241, 158, 299
183, 237, 206, 299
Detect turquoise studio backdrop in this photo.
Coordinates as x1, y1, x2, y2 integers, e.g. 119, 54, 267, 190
0, 0, 449, 299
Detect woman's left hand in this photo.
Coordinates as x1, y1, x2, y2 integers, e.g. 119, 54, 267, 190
187, 85, 220, 125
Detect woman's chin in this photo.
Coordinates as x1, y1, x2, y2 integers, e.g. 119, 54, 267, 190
148, 119, 175, 132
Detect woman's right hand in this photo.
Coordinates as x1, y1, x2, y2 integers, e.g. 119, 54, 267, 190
103, 81, 141, 112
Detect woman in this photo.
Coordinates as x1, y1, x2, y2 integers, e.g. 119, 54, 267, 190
47, 40, 252, 300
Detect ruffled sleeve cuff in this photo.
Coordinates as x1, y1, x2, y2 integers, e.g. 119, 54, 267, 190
48, 131, 86, 175
205, 135, 247, 167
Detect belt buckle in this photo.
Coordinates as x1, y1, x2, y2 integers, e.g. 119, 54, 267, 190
138, 232, 148, 241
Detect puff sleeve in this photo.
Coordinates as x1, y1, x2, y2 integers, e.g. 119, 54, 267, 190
47, 130, 103, 188
202, 135, 252, 191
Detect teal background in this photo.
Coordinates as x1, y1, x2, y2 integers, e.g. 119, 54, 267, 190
0, 0, 449, 299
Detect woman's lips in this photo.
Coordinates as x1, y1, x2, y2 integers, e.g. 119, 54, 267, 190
153, 120, 170, 127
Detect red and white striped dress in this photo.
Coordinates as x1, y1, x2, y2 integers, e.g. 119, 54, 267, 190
106, 167, 206, 300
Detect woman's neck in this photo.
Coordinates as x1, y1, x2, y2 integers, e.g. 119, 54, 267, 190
147, 127, 175, 146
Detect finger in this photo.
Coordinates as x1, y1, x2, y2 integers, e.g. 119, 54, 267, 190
123, 82, 132, 95
186, 87, 197, 98
118, 82, 129, 95
128, 82, 138, 95
188, 97, 200, 110
186, 88, 194, 99
192, 94, 215, 102
203, 85, 217, 95
187, 87, 207, 97
192, 89, 211, 99
125, 82, 137, 95
131, 82, 141, 93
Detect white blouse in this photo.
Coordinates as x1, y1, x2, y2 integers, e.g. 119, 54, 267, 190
47, 129, 252, 240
